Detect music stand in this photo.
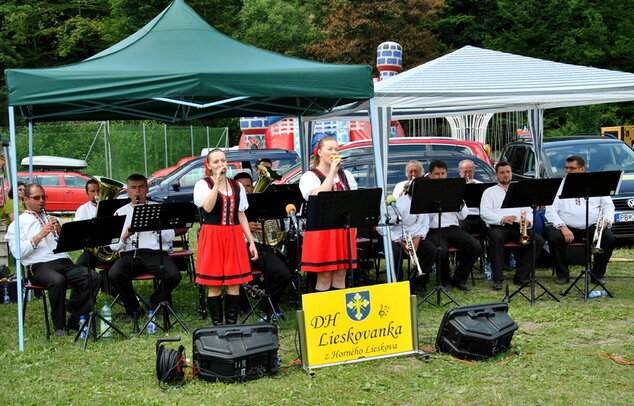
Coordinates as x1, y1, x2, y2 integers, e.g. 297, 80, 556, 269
560, 171, 621, 301
410, 178, 465, 307
54, 216, 128, 349
502, 178, 562, 304
131, 202, 196, 335
306, 188, 382, 287
464, 183, 497, 209
96, 198, 130, 218
243, 190, 303, 324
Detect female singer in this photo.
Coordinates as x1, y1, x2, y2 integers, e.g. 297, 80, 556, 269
194, 149, 257, 325
299, 135, 358, 292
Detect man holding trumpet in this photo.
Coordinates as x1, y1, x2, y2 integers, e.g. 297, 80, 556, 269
6, 184, 101, 337
545, 155, 615, 285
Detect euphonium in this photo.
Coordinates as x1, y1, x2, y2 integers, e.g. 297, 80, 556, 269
90, 176, 125, 263
592, 204, 606, 254
253, 165, 285, 246
519, 210, 532, 245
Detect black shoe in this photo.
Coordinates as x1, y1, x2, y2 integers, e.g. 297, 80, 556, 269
591, 276, 607, 285
124, 308, 145, 323
513, 278, 530, 286
453, 283, 471, 291
54, 329, 67, 337
492, 281, 503, 290
555, 278, 569, 285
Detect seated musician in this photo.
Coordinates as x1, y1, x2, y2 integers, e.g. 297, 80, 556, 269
107, 174, 181, 331
423, 160, 481, 291
234, 172, 292, 318
544, 155, 615, 285
6, 184, 101, 337
480, 162, 544, 290
73, 179, 100, 270
393, 160, 424, 197
458, 159, 486, 235
388, 181, 435, 293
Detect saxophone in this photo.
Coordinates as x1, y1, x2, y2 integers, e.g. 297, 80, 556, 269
404, 231, 423, 276
519, 210, 532, 245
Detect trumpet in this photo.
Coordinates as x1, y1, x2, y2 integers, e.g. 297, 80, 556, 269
41, 208, 60, 241
404, 231, 423, 276
519, 210, 532, 245
592, 204, 606, 254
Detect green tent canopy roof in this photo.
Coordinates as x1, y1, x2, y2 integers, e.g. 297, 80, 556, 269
5, 0, 373, 122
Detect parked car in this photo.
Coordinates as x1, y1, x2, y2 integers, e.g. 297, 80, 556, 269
282, 151, 496, 192
500, 136, 634, 238
16, 171, 92, 211
279, 137, 492, 184
145, 148, 300, 204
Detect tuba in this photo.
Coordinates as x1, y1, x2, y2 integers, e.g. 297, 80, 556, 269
90, 176, 125, 263
252, 165, 285, 247
519, 210, 532, 245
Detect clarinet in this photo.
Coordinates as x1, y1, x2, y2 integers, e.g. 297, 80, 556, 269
404, 231, 423, 276
133, 196, 140, 258
41, 207, 60, 241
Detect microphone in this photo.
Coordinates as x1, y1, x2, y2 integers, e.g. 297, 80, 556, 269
221, 167, 227, 174
385, 195, 402, 224
286, 203, 299, 231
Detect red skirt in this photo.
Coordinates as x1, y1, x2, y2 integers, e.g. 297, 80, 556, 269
301, 229, 357, 272
196, 224, 253, 286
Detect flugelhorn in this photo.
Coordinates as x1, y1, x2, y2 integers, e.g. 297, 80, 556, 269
592, 204, 606, 254
404, 231, 423, 276
519, 210, 532, 245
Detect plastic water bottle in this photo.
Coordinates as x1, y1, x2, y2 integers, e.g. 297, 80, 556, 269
484, 262, 492, 281
79, 315, 87, 339
430, 264, 437, 275
509, 253, 516, 269
147, 310, 156, 335
100, 302, 112, 338
588, 290, 608, 298
2, 285, 9, 304
167, 241, 174, 254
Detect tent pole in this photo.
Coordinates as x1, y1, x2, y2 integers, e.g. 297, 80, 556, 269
8, 106, 25, 351
369, 99, 396, 283
143, 123, 148, 177
28, 121, 33, 181
528, 108, 544, 178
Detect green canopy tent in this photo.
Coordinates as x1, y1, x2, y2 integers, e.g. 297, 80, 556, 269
5, 0, 397, 351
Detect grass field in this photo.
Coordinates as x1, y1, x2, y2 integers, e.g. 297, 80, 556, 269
1, 237, 633, 405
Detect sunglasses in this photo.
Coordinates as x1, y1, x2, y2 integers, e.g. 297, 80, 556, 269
28, 195, 48, 201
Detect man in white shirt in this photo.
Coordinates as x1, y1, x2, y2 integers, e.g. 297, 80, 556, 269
392, 160, 424, 197
6, 184, 101, 336
481, 161, 545, 290
107, 174, 181, 330
422, 160, 481, 291
458, 159, 485, 235
74, 179, 99, 221
545, 155, 615, 285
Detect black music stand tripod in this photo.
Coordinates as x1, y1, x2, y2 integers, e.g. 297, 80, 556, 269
560, 171, 620, 301
132, 202, 196, 335
503, 178, 562, 304
411, 178, 465, 307
54, 216, 128, 349
305, 188, 382, 289
242, 190, 303, 324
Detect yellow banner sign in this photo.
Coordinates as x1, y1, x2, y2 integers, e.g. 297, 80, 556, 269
299, 281, 416, 368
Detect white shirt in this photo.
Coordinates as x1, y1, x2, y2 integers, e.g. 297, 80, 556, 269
392, 180, 409, 198
74, 200, 97, 221
389, 194, 429, 242
545, 178, 614, 229
193, 178, 248, 212
6, 210, 68, 265
424, 204, 469, 234
299, 170, 358, 201
480, 183, 534, 227
110, 202, 176, 252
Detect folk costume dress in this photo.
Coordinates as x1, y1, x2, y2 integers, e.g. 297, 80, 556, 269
194, 177, 253, 286
299, 168, 358, 272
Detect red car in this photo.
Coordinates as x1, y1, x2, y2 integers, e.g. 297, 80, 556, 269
278, 137, 492, 183
16, 171, 92, 211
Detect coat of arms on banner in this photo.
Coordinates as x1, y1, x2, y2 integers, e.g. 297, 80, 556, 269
346, 291, 371, 321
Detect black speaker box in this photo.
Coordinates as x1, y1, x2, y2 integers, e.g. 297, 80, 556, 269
436, 302, 518, 360
193, 323, 279, 382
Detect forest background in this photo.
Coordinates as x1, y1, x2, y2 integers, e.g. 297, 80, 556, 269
1, 0, 633, 160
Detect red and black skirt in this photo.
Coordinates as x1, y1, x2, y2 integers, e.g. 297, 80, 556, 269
196, 224, 253, 286
301, 229, 357, 272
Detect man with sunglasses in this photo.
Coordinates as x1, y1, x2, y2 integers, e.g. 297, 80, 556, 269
545, 155, 615, 285
6, 184, 101, 337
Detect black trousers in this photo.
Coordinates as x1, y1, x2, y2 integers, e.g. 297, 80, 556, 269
250, 243, 292, 312
427, 226, 482, 285
545, 224, 615, 279
488, 225, 544, 282
29, 258, 101, 330
461, 215, 487, 237
107, 249, 181, 315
